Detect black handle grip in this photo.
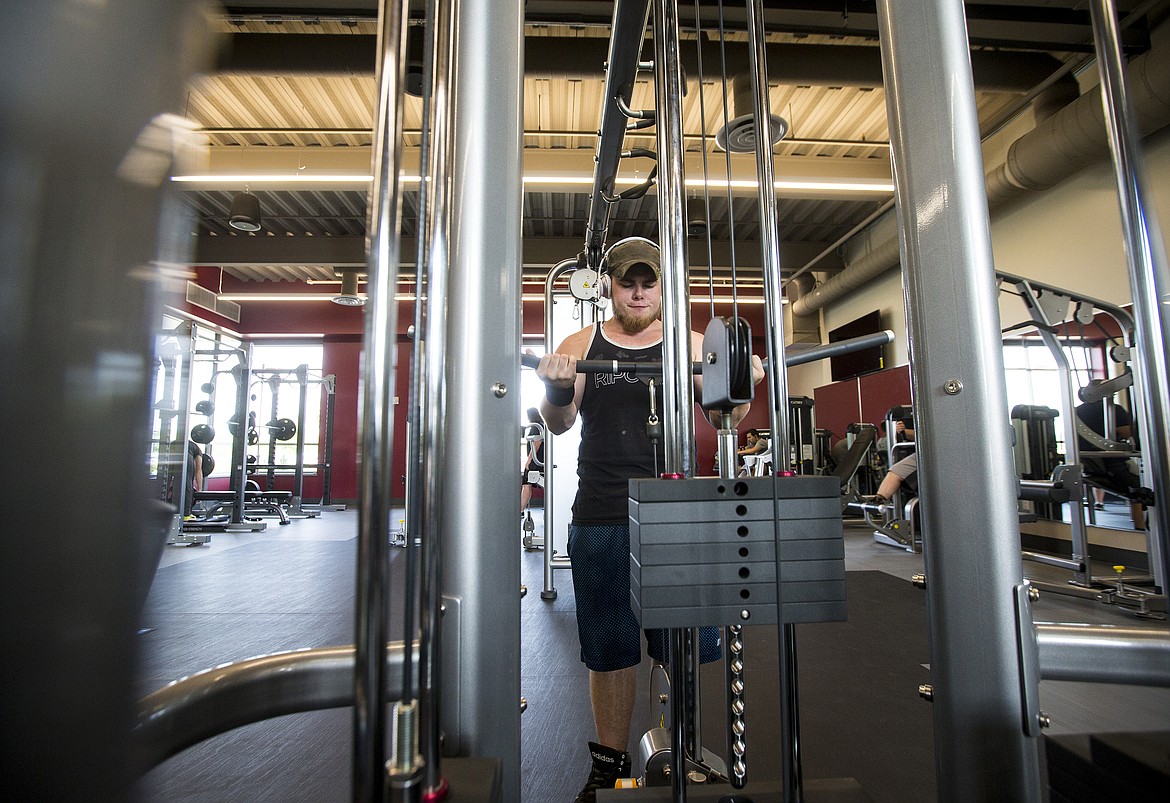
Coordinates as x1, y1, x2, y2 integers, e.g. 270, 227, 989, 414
521, 330, 894, 376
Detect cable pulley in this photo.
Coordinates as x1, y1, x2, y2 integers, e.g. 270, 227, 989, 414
701, 316, 755, 411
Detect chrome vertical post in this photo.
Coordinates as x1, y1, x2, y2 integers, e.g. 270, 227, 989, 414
744, 0, 802, 799
1087, 0, 1170, 592
542, 260, 583, 600
652, 0, 695, 799
876, 1, 1042, 800
652, 0, 697, 478
293, 365, 308, 508
440, 0, 525, 799
416, 0, 456, 794
355, 0, 410, 797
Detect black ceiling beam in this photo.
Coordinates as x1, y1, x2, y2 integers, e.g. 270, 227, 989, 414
192, 233, 842, 272
214, 32, 1070, 94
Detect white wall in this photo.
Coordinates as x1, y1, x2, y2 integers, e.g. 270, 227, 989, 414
788, 122, 1170, 399
993, 125, 1170, 328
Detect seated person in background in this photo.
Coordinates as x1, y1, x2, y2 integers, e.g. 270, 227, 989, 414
873, 451, 917, 507
737, 429, 770, 476
1075, 380, 1147, 529
520, 407, 545, 521
875, 418, 914, 464
737, 429, 769, 458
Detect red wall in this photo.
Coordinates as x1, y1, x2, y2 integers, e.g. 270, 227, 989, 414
322, 336, 363, 501
813, 364, 913, 446
184, 266, 780, 498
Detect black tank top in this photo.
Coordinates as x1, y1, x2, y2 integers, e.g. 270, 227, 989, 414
573, 323, 665, 524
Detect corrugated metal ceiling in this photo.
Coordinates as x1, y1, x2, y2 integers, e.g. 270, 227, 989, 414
181, 9, 1092, 283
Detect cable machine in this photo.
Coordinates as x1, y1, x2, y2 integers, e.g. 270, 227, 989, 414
999, 273, 1165, 616
89, 3, 1170, 803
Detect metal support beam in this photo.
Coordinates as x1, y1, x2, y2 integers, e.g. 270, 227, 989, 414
1037, 624, 1170, 686
875, 1, 1042, 800
440, 0, 525, 800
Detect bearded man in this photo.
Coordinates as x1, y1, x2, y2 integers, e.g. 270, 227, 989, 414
536, 238, 760, 802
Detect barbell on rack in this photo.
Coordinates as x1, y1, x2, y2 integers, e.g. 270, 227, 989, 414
266, 417, 298, 442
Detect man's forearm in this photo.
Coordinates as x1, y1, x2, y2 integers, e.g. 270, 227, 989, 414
540, 398, 578, 434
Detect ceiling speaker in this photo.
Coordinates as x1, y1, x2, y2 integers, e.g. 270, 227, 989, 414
228, 192, 262, 232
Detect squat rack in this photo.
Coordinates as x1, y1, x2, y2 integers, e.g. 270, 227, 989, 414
248, 364, 341, 513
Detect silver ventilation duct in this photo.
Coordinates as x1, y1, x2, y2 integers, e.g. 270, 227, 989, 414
331, 267, 365, 306
792, 32, 1170, 318
715, 72, 788, 153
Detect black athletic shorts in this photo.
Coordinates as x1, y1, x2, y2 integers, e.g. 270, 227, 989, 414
568, 523, 721, 672
1083, 457, 1141, 496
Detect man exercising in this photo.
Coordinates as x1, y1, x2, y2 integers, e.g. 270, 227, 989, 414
536, 238, 761, 802
1076, 380, 1148, 529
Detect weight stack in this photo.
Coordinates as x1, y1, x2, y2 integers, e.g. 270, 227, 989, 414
629, 476, 845, 628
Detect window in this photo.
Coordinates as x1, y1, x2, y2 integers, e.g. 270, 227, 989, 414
520, 345, 547, 422
1003, 339, 1103, 451
249, 343, 326, 478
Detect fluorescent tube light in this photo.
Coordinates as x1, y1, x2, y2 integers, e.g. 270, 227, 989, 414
173, 173, 893, 193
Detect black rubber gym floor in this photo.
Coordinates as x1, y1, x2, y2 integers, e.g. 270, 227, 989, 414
137, 510, 1170, 801
135, 519, 938, 802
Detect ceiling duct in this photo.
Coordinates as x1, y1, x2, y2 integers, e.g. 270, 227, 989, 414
716, 73, 788, 154
792, 31, 1170, 319
331, 267, 365, 307
784, 273, 821, 343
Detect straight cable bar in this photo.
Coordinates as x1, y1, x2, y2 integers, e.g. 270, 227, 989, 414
519, 329, 895, 376
744, 1, 800, 796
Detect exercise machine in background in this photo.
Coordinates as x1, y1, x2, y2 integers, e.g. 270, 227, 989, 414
183, 341, 268, 534
862, 405, 921, 553
1000, 271, 1164, 618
